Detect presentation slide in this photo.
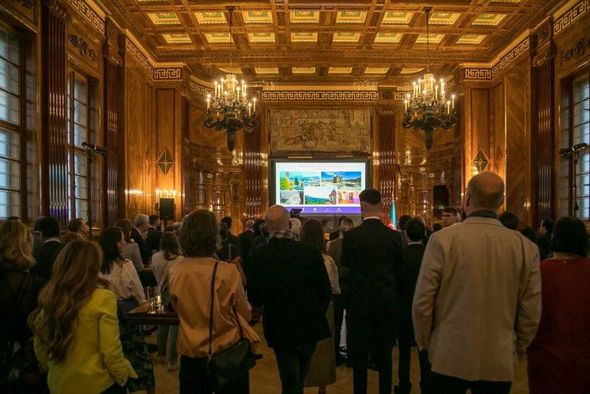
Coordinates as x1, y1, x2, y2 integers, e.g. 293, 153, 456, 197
274, 161, 367, 214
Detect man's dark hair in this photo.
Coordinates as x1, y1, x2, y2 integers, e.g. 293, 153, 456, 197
520, 227, 537, 244
398, 215, 412, 231
253, 219, 265, 237
359, 188, 381, 205
221, 216, 232, 230
432, 223, 443, 232
67, 218, 84, 233
149, 214, 159, 226
541, 217, 554, 233
442, 207, 458, 215
405, 218, 426, 242
551, 216, 589, 257
300, 219, 325, 254
36, 216, 60, 238
337, 215, 347, 226
499, 212, 519, 230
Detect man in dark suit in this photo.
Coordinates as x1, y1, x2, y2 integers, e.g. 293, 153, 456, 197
248, 205, 332, 394
238, 219, 255, 259
397, 218, 432, 394
342, 188, 403, 394
221, 216, 241, 257
146, 214, 162, 255
326, 217, 354, 365
33, 216, 63, 282
131, 214, 150, 265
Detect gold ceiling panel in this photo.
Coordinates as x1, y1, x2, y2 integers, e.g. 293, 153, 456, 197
289, 10, 320, 24
472, 13, 507, 26
456, 34, 487, 45
219, 67, 243, 74
292, 67, 316, 74
204, 32, 232, 43
382, 11, 413, 25
374, 32, 403, 44
400, 67, 425, 74
255, 67, 280, 74
329, 66, 353, 74
291, 32, 318, 43
429, 12, 461, 25
242, 11, 273, 24
365, 67, 389, 74
336, 11, 367, 24
194, 11, 226, 25
248, 32, 276, 43
490, 0, 520, 2
162, 33, 191, 44
147, 12, 180, 25
415, 34, 445, 44
333, 32, 361, 43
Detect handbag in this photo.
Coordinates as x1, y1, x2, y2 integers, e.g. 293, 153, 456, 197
206, 261, 256, 390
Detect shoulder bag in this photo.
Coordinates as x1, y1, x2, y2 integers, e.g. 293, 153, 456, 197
206, 261, 256, 390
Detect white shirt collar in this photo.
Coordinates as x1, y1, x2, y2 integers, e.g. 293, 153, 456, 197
363, 216, 381, 221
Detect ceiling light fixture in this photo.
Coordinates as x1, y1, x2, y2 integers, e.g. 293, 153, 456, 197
204, 6, 258, 151
402, 7, 456, 150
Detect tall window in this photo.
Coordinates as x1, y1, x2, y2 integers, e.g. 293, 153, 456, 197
0, 28, 22, 219
67, 71, 97, 222
560, 71, 590, 219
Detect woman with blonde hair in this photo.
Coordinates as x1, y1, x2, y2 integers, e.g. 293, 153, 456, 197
0, 220, 45, 393
29, 239, 136, 393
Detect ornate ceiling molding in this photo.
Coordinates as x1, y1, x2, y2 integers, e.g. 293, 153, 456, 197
125, 38, 183, 81
66, 0, 104, 33
261, 90, 379, 102
463, 37, 530, 81
554, 0, 589, 36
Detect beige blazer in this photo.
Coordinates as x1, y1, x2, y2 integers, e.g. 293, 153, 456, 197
413, 217, 541, 381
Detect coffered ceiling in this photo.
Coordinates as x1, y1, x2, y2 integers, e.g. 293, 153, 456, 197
108, 0, 561, 83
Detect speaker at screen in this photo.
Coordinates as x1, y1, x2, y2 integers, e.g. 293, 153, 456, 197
159, 198, 175, 221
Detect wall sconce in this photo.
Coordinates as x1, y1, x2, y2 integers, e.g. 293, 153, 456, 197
125, 189, 144, 196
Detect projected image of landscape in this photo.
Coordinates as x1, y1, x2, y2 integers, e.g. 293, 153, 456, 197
274, 161, 367, 214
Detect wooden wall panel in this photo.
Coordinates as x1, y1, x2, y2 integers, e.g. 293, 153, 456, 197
505, 60, 530, 222
40, 0, 69, 226
377, 111, 395, 221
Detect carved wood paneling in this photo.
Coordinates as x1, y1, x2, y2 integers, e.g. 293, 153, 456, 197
377, 113, 395, 220
41, 0, 69, 225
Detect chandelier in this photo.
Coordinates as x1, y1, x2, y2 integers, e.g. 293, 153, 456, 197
402, 7, 456, 150
204, 6, 258, 151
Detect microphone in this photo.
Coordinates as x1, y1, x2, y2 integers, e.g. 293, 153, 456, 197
82, 142, 107, 154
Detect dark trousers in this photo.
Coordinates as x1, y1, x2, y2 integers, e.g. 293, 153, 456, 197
352, 345, 393, 394
101, 383, 126, 394
273, 342, 316, 394
398, 334, 432, 393
431, 372, 511, 394
333, 293, 346, 358
179, 355, 249, 394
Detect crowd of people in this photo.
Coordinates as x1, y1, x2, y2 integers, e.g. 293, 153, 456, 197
0, 171, 589, 394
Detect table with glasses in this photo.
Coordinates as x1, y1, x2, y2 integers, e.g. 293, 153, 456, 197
126, 302, 179, 325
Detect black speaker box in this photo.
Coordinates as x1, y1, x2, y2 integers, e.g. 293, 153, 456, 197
160, 198, 175, 221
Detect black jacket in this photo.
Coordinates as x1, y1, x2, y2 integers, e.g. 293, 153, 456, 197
238, 230, 254, 259
33, 239, 63, 281
248, 237, 332, 348
130, 227, 150, 265
399, 243, 425, 339
146, 227, 162, 254
342, 218, 402, 348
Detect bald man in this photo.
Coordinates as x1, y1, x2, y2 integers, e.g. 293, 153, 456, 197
247, 205, 332, 394
412, 172, 541, 394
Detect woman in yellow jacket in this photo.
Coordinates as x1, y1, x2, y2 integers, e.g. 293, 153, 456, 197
29, 239, 137, 394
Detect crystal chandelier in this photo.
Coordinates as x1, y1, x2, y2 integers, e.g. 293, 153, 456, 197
204, 6, 258, 151
402, 7, 456, 150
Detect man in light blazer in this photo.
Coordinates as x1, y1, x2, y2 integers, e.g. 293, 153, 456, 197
412, 172, 541, 394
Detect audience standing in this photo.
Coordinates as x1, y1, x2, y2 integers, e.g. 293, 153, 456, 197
29, 240, 137, 394
151, 232, 183, 371
169, 210, 254, 394
302, 219, 340, 394
499, 211, 519, 230
342, 189, 402, 394
0, 220, 45, 393
527, 216, 590, 393
220, 216, 241, 257
536, 217, 554, 260
131, 214, 151, 266
441, 207, 459, 228
32, 217, 63, 282
248, 205, 331, 394
99, 228, 155, 394
114, 219, 144, 273
238, 219, 255, 259
146, 215, 162, 256
326, 217, 354, 365
413, 172, 541, 394
67, 218, 90, 238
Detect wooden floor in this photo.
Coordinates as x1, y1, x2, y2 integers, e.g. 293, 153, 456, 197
148, 323, 531, 394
